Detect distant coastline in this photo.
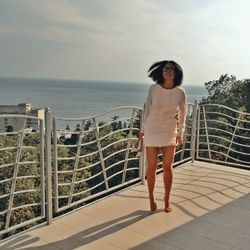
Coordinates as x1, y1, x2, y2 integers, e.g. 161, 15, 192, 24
0, 77, 207, 118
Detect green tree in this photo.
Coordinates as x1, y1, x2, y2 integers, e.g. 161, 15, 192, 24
198, 74, 250, 165
201, 74, 250, 112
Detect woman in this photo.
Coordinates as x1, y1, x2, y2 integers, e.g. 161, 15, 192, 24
139, 60, 187, 213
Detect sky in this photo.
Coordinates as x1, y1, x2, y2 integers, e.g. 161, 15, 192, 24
0, 0, 249, 85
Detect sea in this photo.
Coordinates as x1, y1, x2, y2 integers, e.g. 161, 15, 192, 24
0, 77, 207, 128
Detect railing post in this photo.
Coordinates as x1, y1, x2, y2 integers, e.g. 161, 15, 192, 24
52, 117, 58, 212
140, 103, 146, 185
196, 105, 201, 159
122, 109, 136, 184
45, 108, 53, 225
224, 111, 242, 162
191, 101, 198, 163
93, 117, 109, 190
203, 105, 211, 159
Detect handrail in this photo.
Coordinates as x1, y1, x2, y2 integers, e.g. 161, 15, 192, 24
1, 102, 248, 241
54, 106, 143, 121
197, 104, 250, 168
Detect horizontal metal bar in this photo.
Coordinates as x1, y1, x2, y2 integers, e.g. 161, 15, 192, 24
0, 163, 15, 169
196, 156, 250, 169
98, 116, 138, 129
102, 138, 131, 151
0, 178, 14, 184
57, 159, 102, 173
13, 189, 40, 194
0, 216, 45, 236
0, 209, 7, 215
198, 149, 249, 164
57, 150, 99, 160
200, 119, 241, 130
126, 167, 140, 171
0, 146, 38, 151
98, 128, 134, 141
56, 178, 141, 213
10, 202, 42, 211
58, 170, 105, 186
203, 111, 246, 122
198, 142, 250, 156
0, 193, 10, 200
58, 180, 106, 199
200, 104, 250, 115
103, 148, 128, 161
54, 106, 143, 121
0, 188, 40, 199
16, 175, 40, 180
198, 134, 250, 148
175, 148, 191, 155
199, 127, 249, 139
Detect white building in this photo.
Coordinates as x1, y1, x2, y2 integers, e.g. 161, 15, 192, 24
0, 103, 44, 132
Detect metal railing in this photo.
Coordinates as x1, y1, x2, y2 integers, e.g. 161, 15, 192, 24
0, 103, 198, 239
2, 102, 249, 240
50, 104, 197, 214
197, 104, 250, 168
0, 114, 45, 237
51, 106, 144, 214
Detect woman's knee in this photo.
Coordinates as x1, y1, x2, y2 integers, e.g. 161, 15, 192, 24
147, 162, 158, 172
162, 163, 173, 173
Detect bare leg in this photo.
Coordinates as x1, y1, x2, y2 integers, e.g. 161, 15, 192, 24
160, 145, 176, 212
146, 146, 159, 211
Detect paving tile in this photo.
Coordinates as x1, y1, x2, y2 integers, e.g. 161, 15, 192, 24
0, 235, 58, 250
98, 227, 151, 249
199, 210, 250, 235
1, 161, 250, 250
232, 184, 250, 195
206, 226, 250, 250
157, 228, 233, 250
54, 236, 122, 250
227, 206, 250, 222
176, 219, 215, 237
207, 172, 250, 184
190, 179, 227, 191
206, 191, 235, 205
219, 187, 248, 199
230, 196, 250, 210
177, 200, 210, 217
133, 239, 182, 250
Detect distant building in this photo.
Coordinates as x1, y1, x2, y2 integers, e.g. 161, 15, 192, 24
0, 103, 44, 132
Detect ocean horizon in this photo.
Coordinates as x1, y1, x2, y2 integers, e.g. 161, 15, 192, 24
0, 77, 207, 119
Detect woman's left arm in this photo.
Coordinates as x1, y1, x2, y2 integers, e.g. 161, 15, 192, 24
177, 88, 187, 141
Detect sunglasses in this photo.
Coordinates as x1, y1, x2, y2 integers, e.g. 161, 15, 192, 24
163, 66, 175, 73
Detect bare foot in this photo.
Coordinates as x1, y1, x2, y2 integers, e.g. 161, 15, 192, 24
164, 196, 172, 213
164, 201, 172, 213
150, 201, 157, 212
165, 204, 172, 213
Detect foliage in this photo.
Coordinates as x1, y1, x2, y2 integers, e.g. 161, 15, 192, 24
200, 74, 250, 113
198, 74, 250, 165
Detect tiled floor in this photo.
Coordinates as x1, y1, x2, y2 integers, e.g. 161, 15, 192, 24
1, 161, 250, 250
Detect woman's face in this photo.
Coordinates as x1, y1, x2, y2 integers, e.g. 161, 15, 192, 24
162, 63, 175, 82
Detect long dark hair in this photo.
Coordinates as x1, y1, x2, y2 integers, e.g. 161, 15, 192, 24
148, 60, 183, 86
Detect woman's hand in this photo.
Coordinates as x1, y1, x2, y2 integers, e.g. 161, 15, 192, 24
138, 132, 144, 140
176, 135, 183, 146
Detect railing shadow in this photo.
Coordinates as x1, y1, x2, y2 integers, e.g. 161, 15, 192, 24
0, 210, 156, 249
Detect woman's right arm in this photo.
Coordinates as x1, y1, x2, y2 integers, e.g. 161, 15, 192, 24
139, 85, 152, 138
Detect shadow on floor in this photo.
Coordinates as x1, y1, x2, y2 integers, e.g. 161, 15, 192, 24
1, 209, 158, 250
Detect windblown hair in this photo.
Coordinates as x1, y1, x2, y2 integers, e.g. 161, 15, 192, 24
148, 60, 183, 86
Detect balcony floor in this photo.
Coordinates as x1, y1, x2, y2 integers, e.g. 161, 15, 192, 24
1, 161, 250, 250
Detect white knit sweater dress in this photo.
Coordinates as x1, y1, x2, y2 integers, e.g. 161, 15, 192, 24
141, 83, 187, 147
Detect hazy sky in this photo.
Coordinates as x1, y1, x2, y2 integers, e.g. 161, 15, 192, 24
0, 0, 249, 85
